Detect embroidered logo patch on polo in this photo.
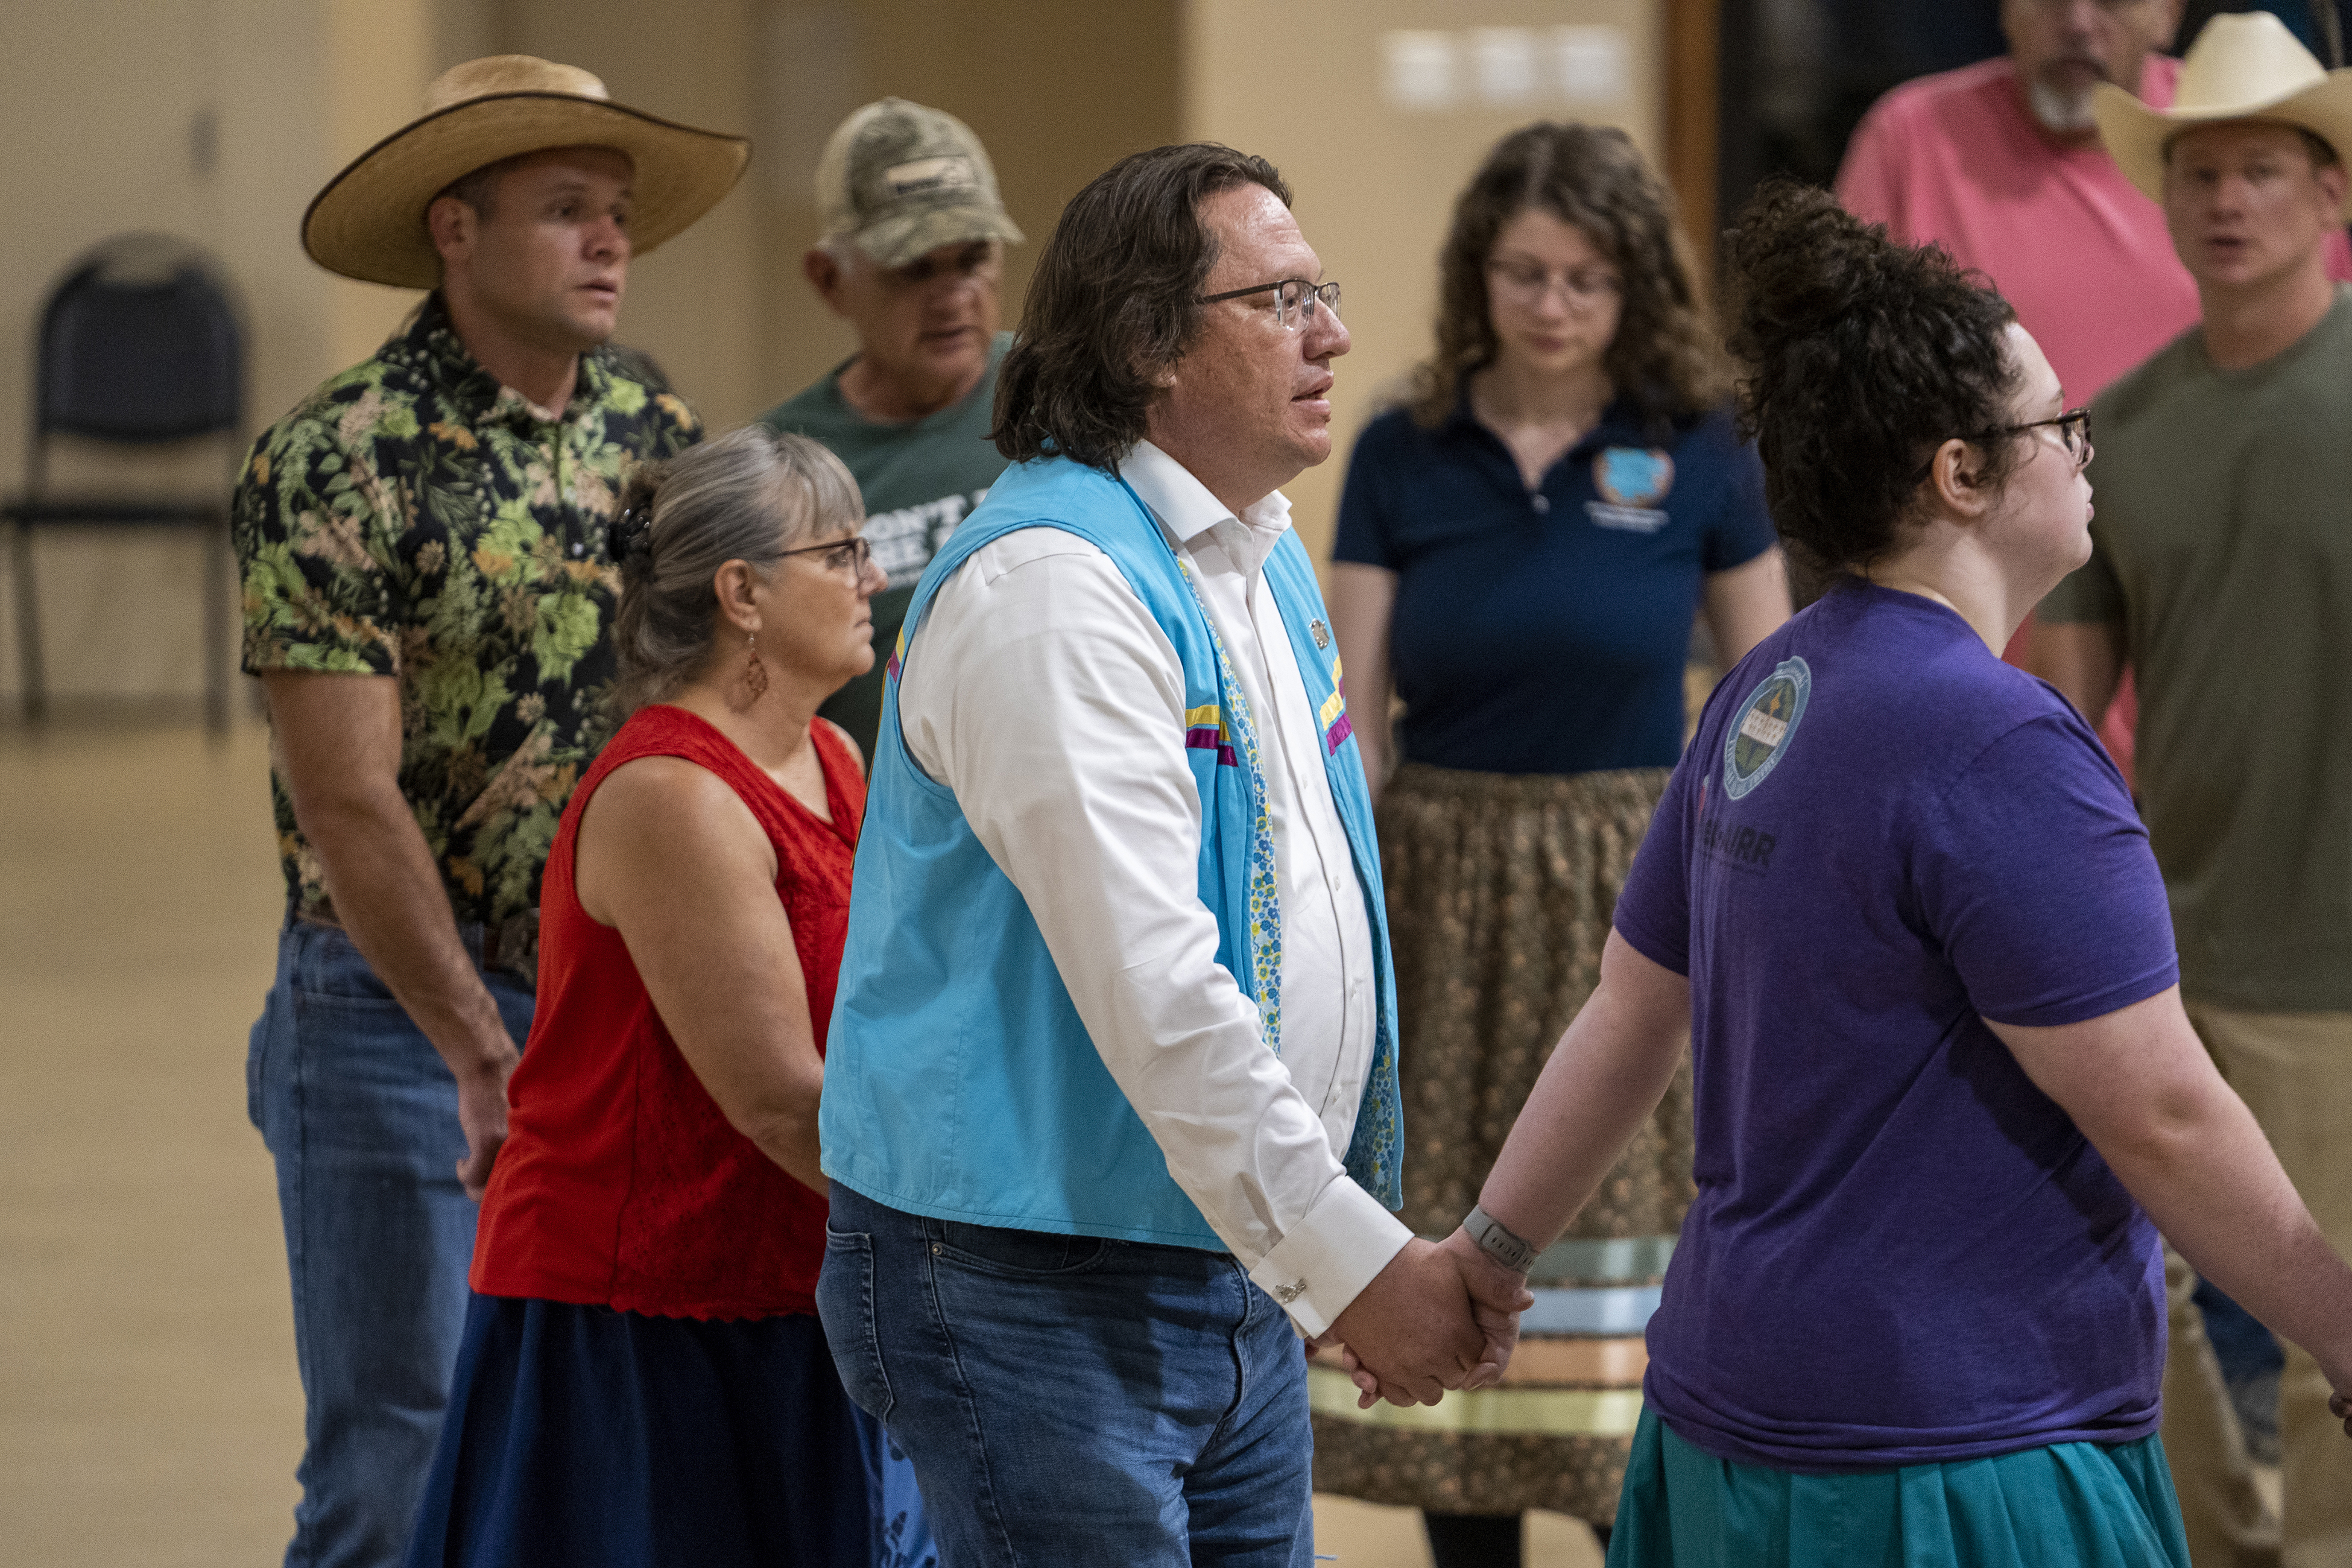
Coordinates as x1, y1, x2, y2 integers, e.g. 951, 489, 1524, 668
1594, 446, 1675, 508
1722, 657, 1811, 800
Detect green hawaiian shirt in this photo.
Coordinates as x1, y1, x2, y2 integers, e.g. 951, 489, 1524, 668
234, 294, 702, 937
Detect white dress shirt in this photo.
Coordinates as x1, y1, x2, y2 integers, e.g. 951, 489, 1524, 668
896, 441, 1411, 1335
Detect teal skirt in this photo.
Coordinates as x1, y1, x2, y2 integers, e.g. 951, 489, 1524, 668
1606, 1408, 2190, 1568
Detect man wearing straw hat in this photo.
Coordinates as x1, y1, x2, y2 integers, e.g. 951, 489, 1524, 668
2035, 13, 2352, 1563
232, 55, 744, 1567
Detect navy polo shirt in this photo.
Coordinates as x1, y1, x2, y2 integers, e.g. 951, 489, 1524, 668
1333, 396, 1776, 776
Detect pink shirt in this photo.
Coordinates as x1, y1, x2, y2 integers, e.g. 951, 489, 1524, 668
1836, 55, 2352, 403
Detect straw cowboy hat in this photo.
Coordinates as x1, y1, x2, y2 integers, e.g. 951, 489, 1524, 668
2096, 10, 2352, 220
303, 55, 751, 289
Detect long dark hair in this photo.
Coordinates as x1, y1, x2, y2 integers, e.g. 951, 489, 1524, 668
1410, 122, 1726, 431
1724, 182, 2021, 580
991, 143, 1291, 470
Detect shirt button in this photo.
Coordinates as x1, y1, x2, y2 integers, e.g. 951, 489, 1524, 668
1531, 493, 1551, 514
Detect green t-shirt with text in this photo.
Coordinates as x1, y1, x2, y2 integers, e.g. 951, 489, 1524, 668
2040, 287, 2352, 1010
760, 332, 1012, 759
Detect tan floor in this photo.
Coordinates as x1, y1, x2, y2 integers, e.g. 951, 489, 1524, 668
0, 714, 1601, 1568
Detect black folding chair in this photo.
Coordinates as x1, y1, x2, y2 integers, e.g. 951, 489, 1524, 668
4, 233, 244, 730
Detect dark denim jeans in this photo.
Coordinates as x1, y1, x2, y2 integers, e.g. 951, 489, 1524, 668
818, 1183, 1317, 1567
247, 920, 534, 1568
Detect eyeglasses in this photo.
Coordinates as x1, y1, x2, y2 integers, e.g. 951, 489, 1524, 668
776, 534, 874, 576
1195, 277, 1342, 329
1974, 407, 2093, 470
1485, 259, 1623, 308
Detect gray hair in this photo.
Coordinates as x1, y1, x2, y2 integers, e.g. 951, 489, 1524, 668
612, 426, 864, 714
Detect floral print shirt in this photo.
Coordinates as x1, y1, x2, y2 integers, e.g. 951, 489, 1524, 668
234, 294, 702, 936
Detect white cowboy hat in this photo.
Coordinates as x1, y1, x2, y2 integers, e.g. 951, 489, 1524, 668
303, 55, 751, 289
2095, 11, 2352, 220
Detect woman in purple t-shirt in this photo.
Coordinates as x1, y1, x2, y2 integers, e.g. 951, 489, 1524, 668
1344, 185, 2352, 1564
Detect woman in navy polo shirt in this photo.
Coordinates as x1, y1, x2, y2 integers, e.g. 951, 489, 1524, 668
1316, 122, 1788, 1561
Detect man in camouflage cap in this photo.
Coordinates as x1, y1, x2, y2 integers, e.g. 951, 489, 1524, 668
761, 98, 1023, 758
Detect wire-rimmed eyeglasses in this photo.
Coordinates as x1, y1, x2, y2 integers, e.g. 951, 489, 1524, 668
776, 534, 874, 576
1196, 277, 1342, 329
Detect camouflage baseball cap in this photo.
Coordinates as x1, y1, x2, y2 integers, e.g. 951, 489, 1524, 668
815, 98, 1023, 268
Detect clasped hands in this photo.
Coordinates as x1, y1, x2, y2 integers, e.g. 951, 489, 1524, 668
1318, 1228, 1535, 1409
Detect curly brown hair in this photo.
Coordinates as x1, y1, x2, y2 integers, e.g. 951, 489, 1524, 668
1723, 182, 2022, 580
1409, 122, 1726, 431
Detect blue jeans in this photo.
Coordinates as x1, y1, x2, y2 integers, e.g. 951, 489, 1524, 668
247, 920, 534, 1568
817, 1183, 1317, 1567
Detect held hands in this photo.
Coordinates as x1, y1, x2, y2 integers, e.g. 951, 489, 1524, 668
1324, 1230, 1534, 1409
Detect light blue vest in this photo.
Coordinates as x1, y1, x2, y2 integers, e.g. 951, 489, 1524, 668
821, 455, 1402, 1247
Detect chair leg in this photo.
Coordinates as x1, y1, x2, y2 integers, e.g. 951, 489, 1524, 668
203, 514, 229, 736
10, 522, 43, 724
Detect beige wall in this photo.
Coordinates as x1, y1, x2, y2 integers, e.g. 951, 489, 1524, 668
2, 0, 1654, 704
752, 0, 1181, 419
1183, 0, 1663, 567
0, 0, 447, 706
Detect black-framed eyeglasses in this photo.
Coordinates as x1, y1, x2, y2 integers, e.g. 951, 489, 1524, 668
1974, 407, 2093, 468
1915, 406, 2093, 484
1195, 277, 1342, 329
776, 535, 873, 575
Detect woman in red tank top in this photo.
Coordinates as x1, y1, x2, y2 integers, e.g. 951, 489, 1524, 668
407, 428, 922, 1568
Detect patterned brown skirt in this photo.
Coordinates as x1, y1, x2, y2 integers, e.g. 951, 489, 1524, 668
1310, 760, 1692, 1525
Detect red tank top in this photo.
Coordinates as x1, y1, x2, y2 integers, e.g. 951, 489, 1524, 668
470, 704, 864, 1320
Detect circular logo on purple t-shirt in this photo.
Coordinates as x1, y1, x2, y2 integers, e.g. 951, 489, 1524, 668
1722, 656, 1811, 800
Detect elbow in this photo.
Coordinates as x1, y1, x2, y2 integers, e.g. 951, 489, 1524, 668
2083, 1084, 2214, 1182
285, 775, 411, 855
722, 1070, 824, 1152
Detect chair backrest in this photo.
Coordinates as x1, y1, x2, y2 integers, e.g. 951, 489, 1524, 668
35, 233, 242, 445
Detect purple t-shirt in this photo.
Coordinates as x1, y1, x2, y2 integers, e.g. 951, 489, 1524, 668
1613, 583, 2178, 1473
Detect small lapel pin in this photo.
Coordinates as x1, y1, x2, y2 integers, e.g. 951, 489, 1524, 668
1310, 618, 1330, 650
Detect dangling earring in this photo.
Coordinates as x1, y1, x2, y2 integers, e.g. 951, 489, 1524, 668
742, 630, 769, 700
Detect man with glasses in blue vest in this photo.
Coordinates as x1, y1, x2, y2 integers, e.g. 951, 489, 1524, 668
815, 143, 1531, 1565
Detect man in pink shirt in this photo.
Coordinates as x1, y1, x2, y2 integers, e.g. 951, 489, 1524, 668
1839, 4, 2350, 735
1836, 1, 2226, 402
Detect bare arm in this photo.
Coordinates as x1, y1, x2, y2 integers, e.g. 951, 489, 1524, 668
1476, 931, 1693, 1247
1701, 548, 1792, 670
1339, 930, 1686, 1405
574, 757, 827, 1192
264, 671, 520, 1198
1992, 989, 2352, 1400
2023, 619, 2125, 727
1328, 561, 1399, 805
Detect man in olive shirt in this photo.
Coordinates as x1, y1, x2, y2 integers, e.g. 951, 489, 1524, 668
2034, 18, 2352, 1560
762, 98, 1021, 756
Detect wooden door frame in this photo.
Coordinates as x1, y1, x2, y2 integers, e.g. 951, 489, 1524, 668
1665, 0, 1720, 298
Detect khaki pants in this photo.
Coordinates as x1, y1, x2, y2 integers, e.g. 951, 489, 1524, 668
2164, 1005, 2352, 1568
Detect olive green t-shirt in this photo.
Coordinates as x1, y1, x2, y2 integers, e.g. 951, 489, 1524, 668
2040, 286, 2352, 1011
760, 332, 1012, 758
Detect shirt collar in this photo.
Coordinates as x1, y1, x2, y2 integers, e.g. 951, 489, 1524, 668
1442, 384, 1655, 452
402, 291, 606, 431
1120, 440, 1294, 576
